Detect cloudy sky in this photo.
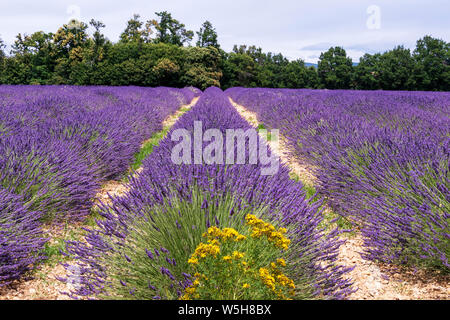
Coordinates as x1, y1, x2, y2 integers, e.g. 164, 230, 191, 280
0, 0, 448, 63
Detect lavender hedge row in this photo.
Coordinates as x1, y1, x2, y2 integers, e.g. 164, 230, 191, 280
0, 85, 199, 285
0, 188, 45, 285
226, 88, 449, 271
62, 87, 353, 300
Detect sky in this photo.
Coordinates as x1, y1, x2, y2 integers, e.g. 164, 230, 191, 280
0, 0, 448, 63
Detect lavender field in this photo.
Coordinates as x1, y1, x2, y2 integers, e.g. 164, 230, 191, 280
0, 85, 448, 300
0, 85, 198, 286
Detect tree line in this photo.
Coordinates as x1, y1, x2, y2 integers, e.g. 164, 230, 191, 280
0, 11, 449, 91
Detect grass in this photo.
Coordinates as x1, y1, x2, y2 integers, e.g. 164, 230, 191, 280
41, 227, 83, 267
131, 128, 169, 171
289, 169, 355, 235
289, 172, 316, 199
130, 106, 192, 172
257, 123, 273, 141
42, 240, 69, 267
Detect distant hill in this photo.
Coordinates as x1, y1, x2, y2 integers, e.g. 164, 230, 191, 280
305, 62, 318, 68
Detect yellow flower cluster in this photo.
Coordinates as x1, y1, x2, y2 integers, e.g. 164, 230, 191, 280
202, 226, 247, 242
223, 251, 245, 263
181, 221, 295, 300
245, 215, 291, 250
258, 258, 295, 299
187, 240, 220, 265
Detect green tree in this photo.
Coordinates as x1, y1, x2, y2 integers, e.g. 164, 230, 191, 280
120, 14, 152, 44
256, 52, 289, 88
221, 51, 259, 88
378, 46, 414, 90
120, 14, 143, 43
409, 36, 450, 91
150, 11, 193, 46
318, 46, 353, 89
53, 21, 89, 56
181, 46, 222, 89
51, 20, 90, 84
7, 32, 56, 84
355, 47, 415, 90
354, 53, 382, 90
0, 36, 5, 58
0, 36, 6, 83
196, 21, 220, 49
283, 59, 317, 88
89, 19, 108, 59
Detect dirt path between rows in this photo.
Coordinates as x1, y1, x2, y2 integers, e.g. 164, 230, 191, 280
229, 97, 450, 300
0, 96, 199, 300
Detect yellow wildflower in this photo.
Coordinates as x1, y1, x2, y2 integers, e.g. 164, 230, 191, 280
232, 251, 245, 259
276, 258, 286, 267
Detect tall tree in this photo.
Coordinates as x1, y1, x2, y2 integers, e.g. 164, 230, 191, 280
181, 46, 222, 89
0, 36, 5, 83
354, 53, 382, 90
0, 36, 5, 58
120, 14, 146, 43
53, 21, 89, 55
282, 59, 316, 89
51, 21, 90, 84
378, 46, 414, 90
318, 46, 353, 89
221, 51, 259, 88
196, 21, 219, 49
90, 19, 107, 48
409, 36, 450, 91
89, 19, 109, 63
150, 11, 193, 46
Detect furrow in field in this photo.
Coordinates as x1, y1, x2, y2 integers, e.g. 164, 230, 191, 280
229, 97, 317, 187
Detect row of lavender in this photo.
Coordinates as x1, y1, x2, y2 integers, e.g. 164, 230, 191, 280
0, 85, 199, 285
226, 88, 449, 271
62, 87, 354, 300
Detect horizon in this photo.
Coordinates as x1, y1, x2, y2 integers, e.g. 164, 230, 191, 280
0, 0, 449, 63
0, 0, 450, 64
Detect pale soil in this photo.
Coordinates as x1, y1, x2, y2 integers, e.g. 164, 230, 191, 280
163, 96, 199, 128
0, 97, 199, 300
229, 97, 450, 300
0, 223, 83, 300
229, 98, 317, 186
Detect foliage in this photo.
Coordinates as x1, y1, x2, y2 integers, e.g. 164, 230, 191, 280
181, 218, 298, 300
151, 11, 194, 46
318, 46, 353, 89
0, 14, 448, 90
409, 36, 450, 91
196, 21, 220, 49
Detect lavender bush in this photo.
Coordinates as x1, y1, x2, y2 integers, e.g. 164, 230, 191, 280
0, 188, 45, 285
226, 88, 449, 271
62, 87, 353, 300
